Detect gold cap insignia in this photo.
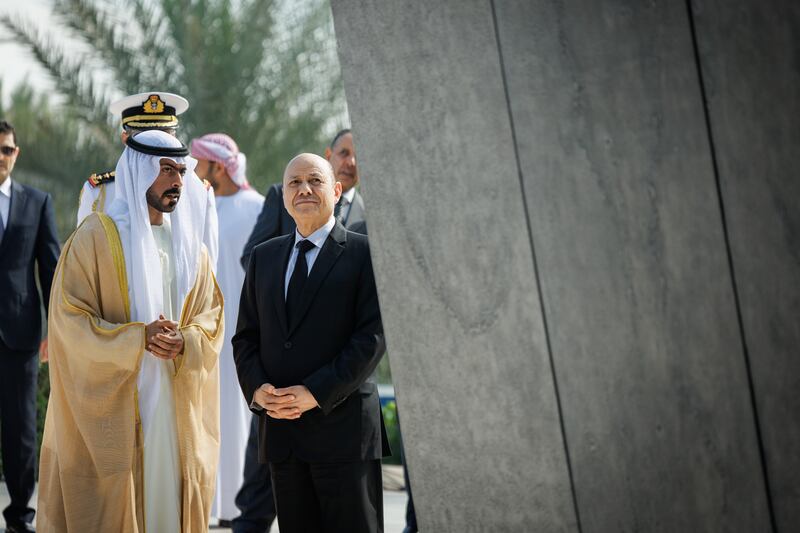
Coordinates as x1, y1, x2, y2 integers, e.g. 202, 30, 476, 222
143, 95, 166, 114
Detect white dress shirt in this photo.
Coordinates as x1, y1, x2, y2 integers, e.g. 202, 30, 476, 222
284, 216, 336, 298
0, 176, 12, 229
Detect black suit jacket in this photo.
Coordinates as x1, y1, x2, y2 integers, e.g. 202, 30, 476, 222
233, 222, 386, 463
0, 180, 60, 351
341, 189, 366, 228
348, 219, 368, 235
241, 183, 367, 268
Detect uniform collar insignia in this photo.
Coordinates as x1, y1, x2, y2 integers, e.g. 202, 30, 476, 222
88, 170, 116, 188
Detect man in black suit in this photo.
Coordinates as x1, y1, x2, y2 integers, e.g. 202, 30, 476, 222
233, 153, 386, 532
233, 129, 367, 533
0, 120, 60, 533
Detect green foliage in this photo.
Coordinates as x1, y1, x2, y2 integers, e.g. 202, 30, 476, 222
381, 400, 403, 465
0, 82, 118, 238
1, 0, 347, 239
0, 0, 348, 455
375, 351, 394, 384
377, 354, 399, 463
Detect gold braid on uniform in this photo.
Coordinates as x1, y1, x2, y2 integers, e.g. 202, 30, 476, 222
86, 170, 116, 213
88, 170, 116, 188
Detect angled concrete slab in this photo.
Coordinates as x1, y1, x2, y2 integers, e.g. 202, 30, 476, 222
330, 0, 789, 530
331, 1, 578, 531
692, 0, 800, 529
493, 0, 771, 530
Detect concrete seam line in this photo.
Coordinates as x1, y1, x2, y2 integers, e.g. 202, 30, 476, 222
684, 1, 778, 530
488, 0, 584, 530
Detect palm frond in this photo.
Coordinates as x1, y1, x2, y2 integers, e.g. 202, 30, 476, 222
129, 0, 185, 88
3, 0, 348, 199
4, 84, 118, 239
0, 14, 112, 126
52, 0, 144, 91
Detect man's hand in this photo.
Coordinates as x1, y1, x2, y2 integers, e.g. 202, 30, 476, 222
253, 383, 319, 420
145, 315, 183, 360
39, 338, 49, 363
254, 384, 299, 419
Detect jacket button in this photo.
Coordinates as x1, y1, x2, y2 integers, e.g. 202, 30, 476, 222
284, 341, 292, 349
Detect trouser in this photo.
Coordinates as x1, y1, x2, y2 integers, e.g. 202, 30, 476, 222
0, 340, 38, 527
270, 455, 383, 533
402, 448, 418, 533
398, 412, 418, 533
232, 414, 276, 533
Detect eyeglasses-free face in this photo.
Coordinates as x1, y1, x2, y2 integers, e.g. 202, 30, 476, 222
0, 146, 17, 156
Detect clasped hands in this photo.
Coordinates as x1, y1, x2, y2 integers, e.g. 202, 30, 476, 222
254, 383, 319, 420
144, 314, 184, 360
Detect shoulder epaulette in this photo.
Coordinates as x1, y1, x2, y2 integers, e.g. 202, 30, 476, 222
87, 170, 116, 188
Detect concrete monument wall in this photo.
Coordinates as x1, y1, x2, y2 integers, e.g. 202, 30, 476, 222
494, 0, 769, 530
330, 2, 578, 531
331, 0, 798, 530
692, 1, 800, 529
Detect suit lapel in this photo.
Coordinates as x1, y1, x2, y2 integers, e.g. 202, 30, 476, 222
287, 223, 347, 336
0, 181, 27, 253
272, 236, 294, 336
346, 191, 366, 227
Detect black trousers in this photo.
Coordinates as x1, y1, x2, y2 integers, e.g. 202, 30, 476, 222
398, 413, 418, 533
402, 450, 418, 533
0, 341, 38, 527
232, 414, 276, 533
270, 455, 383, 533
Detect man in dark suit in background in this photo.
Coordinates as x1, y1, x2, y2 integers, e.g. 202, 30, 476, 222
0, 120, 60, 533
233, 153, 386, 532
232, 129, 367, 533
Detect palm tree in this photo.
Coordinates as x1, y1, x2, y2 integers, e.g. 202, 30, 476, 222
1, 0, 347, 238
0, 82, 114, 236
0, 1, 348, 451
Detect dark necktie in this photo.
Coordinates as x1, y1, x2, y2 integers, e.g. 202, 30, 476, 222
286, 239, 316, 327
334, 198, 343, 222
334, 196, 350, 226
0, 210, 5, 246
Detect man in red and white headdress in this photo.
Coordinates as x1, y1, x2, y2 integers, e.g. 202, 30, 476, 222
191, 133, 265, 528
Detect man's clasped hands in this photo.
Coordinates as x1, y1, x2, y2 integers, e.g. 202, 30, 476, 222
145, 314, 184, 360
145, 314, 317, 420
253, 383, 319, 420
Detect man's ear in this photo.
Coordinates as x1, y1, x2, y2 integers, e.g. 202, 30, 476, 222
282, 183, 293, 211
334, 180, 342, 199
211, 161, 222, 178
324, 147, 332, 161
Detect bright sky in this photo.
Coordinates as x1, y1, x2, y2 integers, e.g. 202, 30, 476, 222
0, 0, 346, 132
0, 0, 325, 105
0, 0, 62, 103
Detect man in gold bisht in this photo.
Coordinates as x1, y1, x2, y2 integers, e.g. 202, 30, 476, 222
38, 130, 224, 532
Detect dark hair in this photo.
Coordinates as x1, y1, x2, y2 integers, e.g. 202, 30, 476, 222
330, 128, 351, 149
0, 120, 16, 144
